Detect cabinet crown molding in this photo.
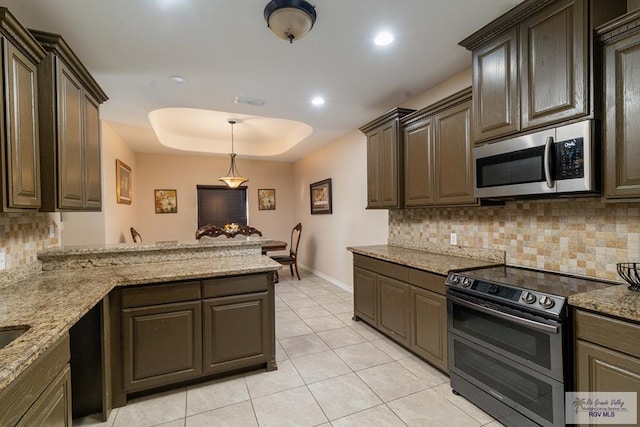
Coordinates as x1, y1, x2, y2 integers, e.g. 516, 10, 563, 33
29, 29, 108, 103
597, 9, 640, 43
400, 87, 472, 126
458, 0, 556, 50
359, 108, 415, 133
0, 7, 46, 63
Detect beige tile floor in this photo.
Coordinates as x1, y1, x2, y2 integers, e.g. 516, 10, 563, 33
74, 270, 503, 427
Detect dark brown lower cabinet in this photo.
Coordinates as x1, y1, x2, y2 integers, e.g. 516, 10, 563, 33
0, 334, 71, 426
111, 272, 276, 407
203, 292, 270, 374
575, 309, 640, 402
353, 254, 448, 373
410, 287, 447, 371
122, 301, 203, 392
353, 266, 378, 325
378, 276, 411, 346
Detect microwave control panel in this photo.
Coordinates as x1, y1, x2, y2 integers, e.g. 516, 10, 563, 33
555, 137, 584, 180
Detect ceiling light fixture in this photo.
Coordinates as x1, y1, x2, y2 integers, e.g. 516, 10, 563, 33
264, 0, 317, 44
311, 96, 325, 106
169, 74, 186, 84
374, 31, 394, 46
218, 120, 248, 189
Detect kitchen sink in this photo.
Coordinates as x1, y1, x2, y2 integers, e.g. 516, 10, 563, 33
0, 325, 30, 350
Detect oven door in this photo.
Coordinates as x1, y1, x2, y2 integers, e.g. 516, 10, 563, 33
447, 291, 564, 380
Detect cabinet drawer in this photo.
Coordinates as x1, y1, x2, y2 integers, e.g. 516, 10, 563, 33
575, 310, 640, 358
203, 274, 269, 298
121, 281, 201, 308
353, 255, 409, 282
408, 269, 446, 295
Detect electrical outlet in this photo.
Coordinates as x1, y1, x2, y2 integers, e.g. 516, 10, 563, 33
450, 232, 457, 245
49, 224, 55, 238
0, 250, 5, 270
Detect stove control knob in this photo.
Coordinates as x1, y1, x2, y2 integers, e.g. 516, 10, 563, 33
522, 292, 537, 304
488, 284, 499, 294
462, 278, 472, 288
451, 275, 460, 284
539, 296, 555, 309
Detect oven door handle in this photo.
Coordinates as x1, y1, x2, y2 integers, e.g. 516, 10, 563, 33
448, 294, 559, 334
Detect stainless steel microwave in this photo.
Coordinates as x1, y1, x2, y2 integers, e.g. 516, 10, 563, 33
473, 120, 599, 199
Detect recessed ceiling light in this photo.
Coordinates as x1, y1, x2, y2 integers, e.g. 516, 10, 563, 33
311, 96, 325, 106
374, 31, 394, 46
169, 75, 186, 84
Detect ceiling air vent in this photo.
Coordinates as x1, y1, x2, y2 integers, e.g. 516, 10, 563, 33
234, 96, 265, 107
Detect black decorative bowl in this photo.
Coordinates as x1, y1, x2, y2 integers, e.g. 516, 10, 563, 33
617, 263, 640, 292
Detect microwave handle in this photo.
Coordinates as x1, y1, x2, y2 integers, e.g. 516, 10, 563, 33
544, 136, 554, 188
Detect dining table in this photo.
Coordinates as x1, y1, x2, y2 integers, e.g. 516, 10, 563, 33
261, 240, 287, 255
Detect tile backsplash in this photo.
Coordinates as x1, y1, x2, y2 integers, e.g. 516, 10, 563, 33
389, 198, 640, 282
0, 213, 59, 285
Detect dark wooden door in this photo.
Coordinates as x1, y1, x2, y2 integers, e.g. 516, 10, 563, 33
410, 287, 447, 372
378, 275, 410, 346
4, 39, 40, 209
84, 92, 102, 209
604, 27, 640, 199
380, 120, 401, 208
122, 301, 202, 392
17, 366, 72, 427
472, 27, 520, 142
203, 292, 269, 374
56, 59, 84, 209
434, 100, 475, 205
404, 117, 434, 207
576, 341, 640, 395
520, 0, 587, 130
353, 266, 378, 326
366, 127, 381, 208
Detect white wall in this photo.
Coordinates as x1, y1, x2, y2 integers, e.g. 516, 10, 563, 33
293, 130, 388, 288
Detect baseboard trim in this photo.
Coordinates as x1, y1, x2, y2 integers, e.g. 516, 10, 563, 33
298, 263, 352, 293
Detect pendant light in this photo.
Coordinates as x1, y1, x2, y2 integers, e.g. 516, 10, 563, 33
264, 0, 317, 44
218, 120, 248, 189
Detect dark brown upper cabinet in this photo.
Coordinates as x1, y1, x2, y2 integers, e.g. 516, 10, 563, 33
0, 8, 46, 212
360, 108, 414, 209
402, 88, 476, 207
599, 10, 640, 200
460, 0, 626, 145
30, 30, 108, 211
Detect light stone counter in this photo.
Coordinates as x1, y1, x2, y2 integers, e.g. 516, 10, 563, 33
347, 244, 504, 276
0, 255, 281, 393
569, 284, 640, 323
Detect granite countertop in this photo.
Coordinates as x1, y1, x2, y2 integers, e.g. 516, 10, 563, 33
0, 255, 280, 393
347, 244, 503, 276
569, 285, 640, 323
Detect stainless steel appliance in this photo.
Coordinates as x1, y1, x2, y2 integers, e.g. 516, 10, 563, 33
446, 266, 613, 427
474, 120, 598, 199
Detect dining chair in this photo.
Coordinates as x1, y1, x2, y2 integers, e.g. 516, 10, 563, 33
271, 223, 302, 280
130, 227, 142, 242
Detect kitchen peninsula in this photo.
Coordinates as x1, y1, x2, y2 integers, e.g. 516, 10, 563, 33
0, 238, 281, 425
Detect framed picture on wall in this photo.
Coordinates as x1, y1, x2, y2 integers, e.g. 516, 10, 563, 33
258, 189, 276, 210
116, 159, 132, 204
310, 178, 332, 214
154, 189, 178, 213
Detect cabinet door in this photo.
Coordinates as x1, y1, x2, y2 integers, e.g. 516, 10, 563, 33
84, 92, 102, 209
472, 28, 520, 142
604, 30, 640, 199
404, 117, 435, 207
56, 59, 85, 209
378, 276, 411, 346
576, 340, 640, 395
366, 128, 381, 208
434, 100, 475, 205
4, 39, 40, 209
122, 301, 202, 392
380, 121, 401, 207
410, 287, 447, 372
17, 365, 72, 427
520, 0, 587, 129
203, 292, 270, 374
353, 266, 378, 325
